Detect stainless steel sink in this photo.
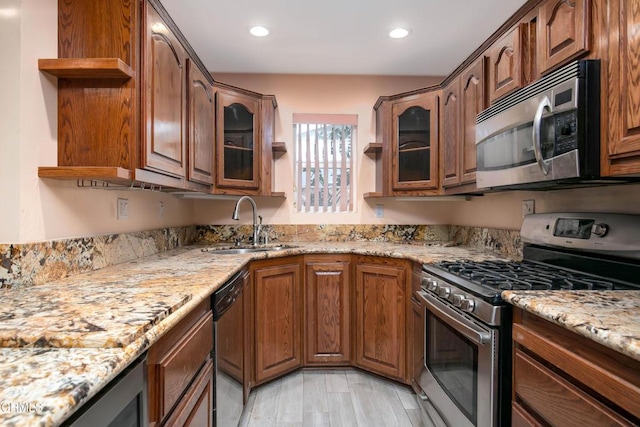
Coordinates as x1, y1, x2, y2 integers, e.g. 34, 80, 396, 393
202, 244, 297, 255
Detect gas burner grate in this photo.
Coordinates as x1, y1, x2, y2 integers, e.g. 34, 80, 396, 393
433, 260, 622, 292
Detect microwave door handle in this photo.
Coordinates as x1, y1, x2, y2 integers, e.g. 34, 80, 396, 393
532, 96, 552, 175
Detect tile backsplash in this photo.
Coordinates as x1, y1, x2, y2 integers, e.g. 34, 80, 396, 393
1, 224, 521, 288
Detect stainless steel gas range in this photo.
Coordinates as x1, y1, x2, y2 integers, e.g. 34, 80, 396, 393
416, 213, 640, 427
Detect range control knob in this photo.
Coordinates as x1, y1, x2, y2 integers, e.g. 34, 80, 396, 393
591, 223, 608, 237
438, 287, 451, 299
426, 278, 439, 293
460, 298, 476, 312
451, 294, 465, 307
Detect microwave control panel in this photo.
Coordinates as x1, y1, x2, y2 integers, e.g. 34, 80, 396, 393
554, 110, 578, 155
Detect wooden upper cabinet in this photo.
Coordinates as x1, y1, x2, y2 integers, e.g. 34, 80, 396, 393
187, 60, 214, 186
354, 257, 408, 381
216, 89, 261, 191
143, 4, 187, 179
253, 259, 302, 384
440, 58, 484, 192
600, 0, 640, 176
537, 0, 590, 75
488, 25, 524, 103
441, 78, 462, 188
304, 255, 351, 365
391, 91, 439, 193
460, 58, 485, 184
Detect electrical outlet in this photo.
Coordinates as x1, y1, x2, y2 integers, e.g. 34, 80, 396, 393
522, 199, 535, 219
117, 198, 129, 220
375, 204, 384, 218
158, 201, 164, 219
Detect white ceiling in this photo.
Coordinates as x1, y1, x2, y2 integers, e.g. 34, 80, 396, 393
161, 0, 528, 76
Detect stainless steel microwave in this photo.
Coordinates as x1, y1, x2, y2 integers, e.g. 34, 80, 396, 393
475, 60, 601, 190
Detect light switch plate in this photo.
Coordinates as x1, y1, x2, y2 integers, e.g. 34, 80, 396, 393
117, 198, 129, 220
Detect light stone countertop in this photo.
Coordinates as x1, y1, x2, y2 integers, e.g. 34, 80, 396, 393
1, 241, 639, 426
0, 241, 506, 426
502, 290, 640, 362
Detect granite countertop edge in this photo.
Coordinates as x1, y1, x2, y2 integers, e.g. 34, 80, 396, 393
502, 290, 640, 363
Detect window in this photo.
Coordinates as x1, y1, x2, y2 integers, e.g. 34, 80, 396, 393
293, 114, 355, 212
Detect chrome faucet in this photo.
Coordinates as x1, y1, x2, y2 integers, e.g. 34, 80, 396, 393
231, 196, 261, 245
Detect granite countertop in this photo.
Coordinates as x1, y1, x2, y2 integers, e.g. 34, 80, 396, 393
4, 241, 640, 426
0, 241, 507, 426
502, 290, 640, 362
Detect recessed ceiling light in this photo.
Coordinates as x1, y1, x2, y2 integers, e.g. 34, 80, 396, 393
249, 26, 269, 37
0, 8, 18, 18
389, 28, 410, 39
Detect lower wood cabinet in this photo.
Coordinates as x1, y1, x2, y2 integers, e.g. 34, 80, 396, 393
354, 256, 410, 381
304, 255, 351, 365
512, 307, 640, 426
252, 257, 302, 384
163, 359, 213, 427
147, 300, 213, 427
249, 254, 412, 386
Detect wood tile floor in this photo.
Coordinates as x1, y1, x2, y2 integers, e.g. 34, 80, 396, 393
239, 369, 424, 426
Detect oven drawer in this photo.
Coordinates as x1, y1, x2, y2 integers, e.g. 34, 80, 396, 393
514, 349, 634, 426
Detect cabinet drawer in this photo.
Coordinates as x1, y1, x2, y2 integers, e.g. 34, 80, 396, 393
164, 358, 213, 427
149, 307, 213, 423
514, 349, 634, 426
512, 311, 640, 419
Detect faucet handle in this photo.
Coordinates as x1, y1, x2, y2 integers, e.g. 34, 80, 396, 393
258, 215, 263, 225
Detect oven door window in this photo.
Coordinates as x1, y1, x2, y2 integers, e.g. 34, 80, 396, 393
425, 311, 478, 425
476, 116, 555, 171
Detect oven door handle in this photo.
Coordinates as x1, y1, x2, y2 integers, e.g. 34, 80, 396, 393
419, 291, 491, 345
532, 96, 552, 176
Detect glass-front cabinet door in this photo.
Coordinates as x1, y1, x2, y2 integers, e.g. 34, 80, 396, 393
216, 90, 261, 190
391, 92, 439, 192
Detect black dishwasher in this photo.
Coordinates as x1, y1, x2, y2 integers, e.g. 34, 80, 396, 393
212, 268, 249, 427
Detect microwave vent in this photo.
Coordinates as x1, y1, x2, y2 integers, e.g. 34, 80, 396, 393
477, 60, 590, 124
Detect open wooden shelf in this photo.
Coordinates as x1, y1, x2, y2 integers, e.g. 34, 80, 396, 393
38, 58, 135, 79
38, 166, 133, 185
268, 191, 286, 197
363, 142, 382, 155
272, 142, 287, 153
363, 192, 383, 198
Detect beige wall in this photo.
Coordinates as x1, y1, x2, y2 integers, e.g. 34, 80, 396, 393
450, 184, 640, 230
0, 0, 21, 240
195, 73, 455, 225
